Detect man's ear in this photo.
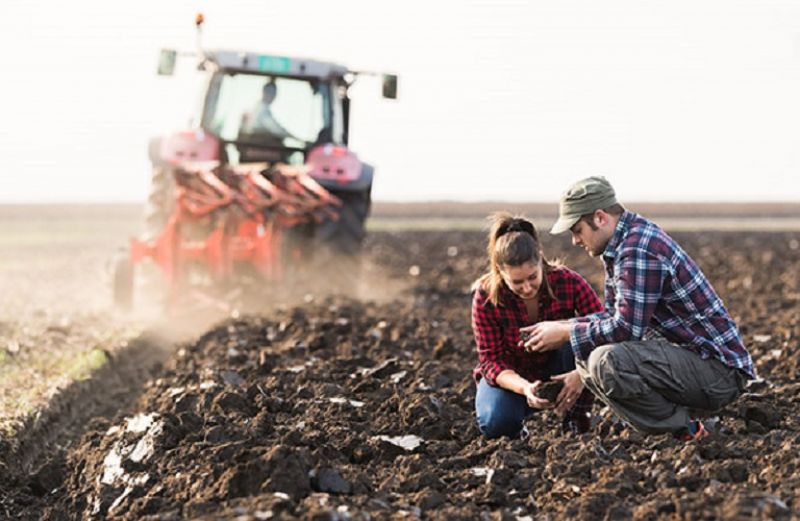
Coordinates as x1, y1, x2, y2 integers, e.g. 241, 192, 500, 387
592, 210, 611, 228
593, 209, 607, 228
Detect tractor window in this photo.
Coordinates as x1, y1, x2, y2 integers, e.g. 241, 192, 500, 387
203, 73, 338, 148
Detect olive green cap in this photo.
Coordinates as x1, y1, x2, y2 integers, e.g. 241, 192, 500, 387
550, 176, 618, 234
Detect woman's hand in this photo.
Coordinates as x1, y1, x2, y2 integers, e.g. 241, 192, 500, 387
551, 370, 584, 415
523, 380, 556, 410
520, 321, 571, 353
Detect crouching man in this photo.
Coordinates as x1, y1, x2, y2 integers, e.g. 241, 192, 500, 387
522, 176, 755, 440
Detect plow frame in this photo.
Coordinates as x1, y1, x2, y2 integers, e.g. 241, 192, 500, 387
124, 161, 341, 308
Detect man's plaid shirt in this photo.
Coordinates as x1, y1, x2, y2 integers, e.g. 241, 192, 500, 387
472, 266, 603, 423
569, 211, 755, 379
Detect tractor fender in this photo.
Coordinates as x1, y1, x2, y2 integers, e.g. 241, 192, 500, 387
307, 144, 374, 193
349, 162, 374, 193
318, 162, 373, 192
161, 130, 220, 164
150, 130, 221, 166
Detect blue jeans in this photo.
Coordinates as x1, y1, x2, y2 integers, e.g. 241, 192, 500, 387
475, 343, 576, 438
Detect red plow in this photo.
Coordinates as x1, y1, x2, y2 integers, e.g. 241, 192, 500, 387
115, 162, 341, 310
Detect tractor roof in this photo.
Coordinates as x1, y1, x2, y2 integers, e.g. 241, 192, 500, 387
205, 50, 350, 79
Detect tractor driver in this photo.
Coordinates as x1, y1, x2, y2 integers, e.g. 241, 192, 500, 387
241, 81, 301, 146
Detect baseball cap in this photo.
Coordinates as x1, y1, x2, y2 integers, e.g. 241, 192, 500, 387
550, 176, 618, 234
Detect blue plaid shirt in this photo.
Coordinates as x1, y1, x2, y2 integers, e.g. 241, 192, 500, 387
569, 211, 755, 378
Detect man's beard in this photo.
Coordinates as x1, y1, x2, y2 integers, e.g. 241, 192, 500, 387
586, 238, 608, 257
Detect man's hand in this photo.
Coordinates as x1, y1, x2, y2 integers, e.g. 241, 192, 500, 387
520, 321, 571, 353
523, 380, 555, 410
552, 370, 584, 415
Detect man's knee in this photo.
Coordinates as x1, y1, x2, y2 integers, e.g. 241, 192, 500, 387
477, 407, 524, 439
587, 343, 618, 389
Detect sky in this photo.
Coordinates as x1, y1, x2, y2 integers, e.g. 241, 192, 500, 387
1, 0, 800, 203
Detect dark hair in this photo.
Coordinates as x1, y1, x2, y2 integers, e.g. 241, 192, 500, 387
577, 203, 626, 231
262, 81, 277, 100
473, 212, 558, 306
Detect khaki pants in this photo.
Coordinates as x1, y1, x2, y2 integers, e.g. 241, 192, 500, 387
576, 340, 747, 434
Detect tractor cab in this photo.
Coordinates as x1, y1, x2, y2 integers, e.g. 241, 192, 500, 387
197, 51, 352, 166
155, 48, 396, 192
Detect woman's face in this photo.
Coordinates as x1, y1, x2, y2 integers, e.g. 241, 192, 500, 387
500, 260, 543, 300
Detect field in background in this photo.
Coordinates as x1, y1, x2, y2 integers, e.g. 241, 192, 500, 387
373, 201, 800, 218
370, 201, 800, 231
2, 201, 798, 242
0, 205, 142, 435
0, 201, 797, 321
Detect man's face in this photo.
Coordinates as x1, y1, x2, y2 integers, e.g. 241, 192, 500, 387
262, 84, 277, 104
569, 217, 610, 257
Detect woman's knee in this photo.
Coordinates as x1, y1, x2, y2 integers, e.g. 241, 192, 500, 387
477, 406, 525, 439
475, 382, 527, 438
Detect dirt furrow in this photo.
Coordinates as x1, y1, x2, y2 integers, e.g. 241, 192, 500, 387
3, 230, 799, 519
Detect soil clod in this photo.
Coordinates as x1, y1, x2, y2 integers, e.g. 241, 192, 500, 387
536, 380, 564, 403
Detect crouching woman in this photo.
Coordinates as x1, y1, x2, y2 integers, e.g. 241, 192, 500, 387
472, 213, 603, 438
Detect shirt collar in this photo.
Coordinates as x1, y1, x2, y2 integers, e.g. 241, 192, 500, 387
602, 210, 635, 259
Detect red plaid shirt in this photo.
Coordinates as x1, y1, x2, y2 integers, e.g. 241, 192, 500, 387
472, 266, 603, 425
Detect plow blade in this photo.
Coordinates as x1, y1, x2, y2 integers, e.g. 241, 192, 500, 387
120, 162, 342, 309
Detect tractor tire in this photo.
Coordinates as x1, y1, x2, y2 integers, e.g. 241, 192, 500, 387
311, 188, 371, 293
143, 165, 176, 240
317, 188, 371, 255
138, 161, 176, 304
113, 254, 134, 310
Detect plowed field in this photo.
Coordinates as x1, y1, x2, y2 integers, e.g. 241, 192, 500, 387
3, 228, 799, 520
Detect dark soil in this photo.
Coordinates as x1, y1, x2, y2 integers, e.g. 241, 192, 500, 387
535, 381, 564, 404
4, 230, 800, 520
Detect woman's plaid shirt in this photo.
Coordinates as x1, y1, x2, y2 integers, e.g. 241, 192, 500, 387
472, 266, 604, 420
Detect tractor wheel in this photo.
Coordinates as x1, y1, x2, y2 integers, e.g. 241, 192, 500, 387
113, 254, 134, 310
318, 188, 371, 255
143, 165, 176, 240
312, 188, 371, 293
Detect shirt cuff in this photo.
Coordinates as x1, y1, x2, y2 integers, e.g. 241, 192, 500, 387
569, 322, 594, 360
482, 362, 510, 387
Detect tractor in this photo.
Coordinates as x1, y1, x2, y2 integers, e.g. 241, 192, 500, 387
114, 15, 397, 310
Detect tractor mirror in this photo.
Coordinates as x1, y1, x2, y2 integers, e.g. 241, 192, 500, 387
157, 49, 177, 76
382, 74, 398, 99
